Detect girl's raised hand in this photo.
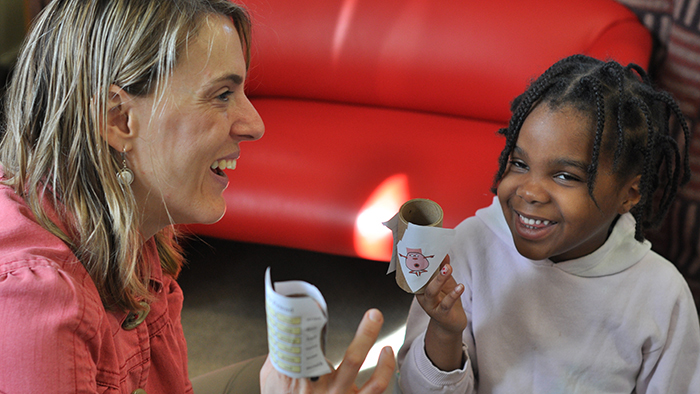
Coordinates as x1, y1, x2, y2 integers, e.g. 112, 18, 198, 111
416, 256, 467, 371
260, 308, 396, 394
417, 256, 467, 333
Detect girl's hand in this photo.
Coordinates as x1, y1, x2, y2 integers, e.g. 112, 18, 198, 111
417, 256, 467, 334
416, 256, 467, 371
260, 308, 396, 394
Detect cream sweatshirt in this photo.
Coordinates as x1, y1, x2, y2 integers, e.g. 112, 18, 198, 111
397, 197, 700, 393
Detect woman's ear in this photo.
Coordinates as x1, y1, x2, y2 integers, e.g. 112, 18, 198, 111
104, 85, 137, 151
618, 174, 642, 215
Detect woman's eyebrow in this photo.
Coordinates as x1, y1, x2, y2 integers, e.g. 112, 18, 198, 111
208, 73, 244, 87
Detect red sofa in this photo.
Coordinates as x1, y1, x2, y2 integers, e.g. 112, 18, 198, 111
187, 0, 652, 261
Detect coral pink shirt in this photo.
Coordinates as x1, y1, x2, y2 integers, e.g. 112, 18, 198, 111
0, 176, 193, 393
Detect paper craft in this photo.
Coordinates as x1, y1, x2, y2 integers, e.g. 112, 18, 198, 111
265, 267, 332, 379
383, 198, 455, 294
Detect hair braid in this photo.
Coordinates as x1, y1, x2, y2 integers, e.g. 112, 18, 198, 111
608, 62, 626, 170
655, 135, 681, 221
580, 76, 606, 203
653, 91, 691, 185
628, 95, 657, 240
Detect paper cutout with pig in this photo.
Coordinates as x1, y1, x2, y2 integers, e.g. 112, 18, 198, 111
383, 198, 455, 294
401, 248, 434, 276
396, 222, 454, 293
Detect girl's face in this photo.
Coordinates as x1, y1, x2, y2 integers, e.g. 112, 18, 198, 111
127, 15, 264, 239
497, 104, 640, 262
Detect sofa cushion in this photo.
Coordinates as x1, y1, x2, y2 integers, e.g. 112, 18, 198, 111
243, 0, 651, 123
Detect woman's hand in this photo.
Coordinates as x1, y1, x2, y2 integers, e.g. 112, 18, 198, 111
416, 256, 467, 371
260, 308, 396, 394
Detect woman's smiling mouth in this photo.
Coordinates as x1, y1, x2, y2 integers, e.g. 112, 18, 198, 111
210, 159, 237, 176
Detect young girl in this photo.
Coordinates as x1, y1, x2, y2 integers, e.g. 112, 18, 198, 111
396, 55, 700, 393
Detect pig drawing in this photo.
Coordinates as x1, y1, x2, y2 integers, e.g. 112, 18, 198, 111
400, 248, 434, 276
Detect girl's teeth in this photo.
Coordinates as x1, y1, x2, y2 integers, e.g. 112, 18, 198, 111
519, 214, 551, 226
211, 159, 237, 171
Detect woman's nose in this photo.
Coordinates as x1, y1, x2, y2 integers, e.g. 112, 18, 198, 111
232, 95, 265, 141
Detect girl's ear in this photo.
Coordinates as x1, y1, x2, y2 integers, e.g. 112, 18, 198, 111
104, 85, 138, 152
618, 174, 642, 215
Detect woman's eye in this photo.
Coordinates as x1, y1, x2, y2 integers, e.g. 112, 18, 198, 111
217, 90, 233, 102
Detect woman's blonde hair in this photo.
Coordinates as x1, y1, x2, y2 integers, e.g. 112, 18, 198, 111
0, 0, 251, 311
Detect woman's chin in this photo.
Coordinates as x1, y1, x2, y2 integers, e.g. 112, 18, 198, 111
185, 201, 227, 226
212, 207, 227, 224
203, 206, 227, 225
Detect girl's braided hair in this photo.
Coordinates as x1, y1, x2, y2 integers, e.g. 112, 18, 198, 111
491, 54, 690, 242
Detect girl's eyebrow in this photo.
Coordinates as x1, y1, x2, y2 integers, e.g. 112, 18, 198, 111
553, 158, 589, 172
513, 146, 527, 158
515, 146, 588, 172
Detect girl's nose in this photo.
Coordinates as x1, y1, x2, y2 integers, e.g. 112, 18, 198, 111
516, 179, 549, 204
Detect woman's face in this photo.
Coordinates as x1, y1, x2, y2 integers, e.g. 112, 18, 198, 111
127, 15, 264, 238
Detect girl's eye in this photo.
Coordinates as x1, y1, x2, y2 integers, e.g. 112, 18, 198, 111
509, 160, 528, 170
555, 173, 582, 182
217, 90, 233, 102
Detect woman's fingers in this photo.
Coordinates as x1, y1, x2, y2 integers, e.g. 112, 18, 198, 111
261, 309, 395, 394
333, 309, 385, 390
358, 346, 396, 394
260, 356, 304, 394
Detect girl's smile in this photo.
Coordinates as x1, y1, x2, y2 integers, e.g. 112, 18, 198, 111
514, 211, 557, 241
497, 103, 640, 263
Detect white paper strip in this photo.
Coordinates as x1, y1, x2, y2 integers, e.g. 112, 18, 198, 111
265, 267, 332, 378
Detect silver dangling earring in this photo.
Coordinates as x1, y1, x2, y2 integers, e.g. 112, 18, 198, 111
117, 146, 134, 186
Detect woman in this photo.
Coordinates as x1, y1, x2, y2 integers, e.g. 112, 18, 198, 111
0, 0, 394, 392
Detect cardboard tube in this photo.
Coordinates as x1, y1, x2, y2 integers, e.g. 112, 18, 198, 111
395, 198, 444, 293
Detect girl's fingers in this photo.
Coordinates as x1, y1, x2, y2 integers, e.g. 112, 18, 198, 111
334, 309, 384, 390
438, 283, 465, 313
358, 346, 395, 394
422, 261, 454, 303
440, 254, 451, 267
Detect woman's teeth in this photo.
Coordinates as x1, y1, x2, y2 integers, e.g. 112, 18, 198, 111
518, 213, 551, 226
211, 159, 237, 171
